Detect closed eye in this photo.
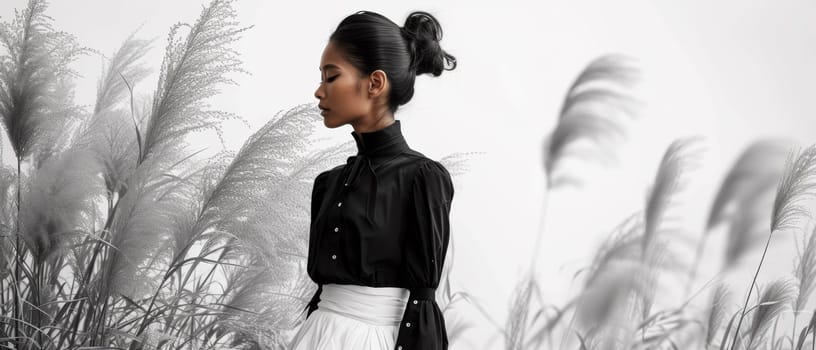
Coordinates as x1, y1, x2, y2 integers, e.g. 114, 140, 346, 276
319, 75, 339, 85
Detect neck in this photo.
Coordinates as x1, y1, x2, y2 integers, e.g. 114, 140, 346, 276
350, 118, 407, 157
351, 112, 395, 135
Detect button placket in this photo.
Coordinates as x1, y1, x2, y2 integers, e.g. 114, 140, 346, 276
330, 193, 344, 264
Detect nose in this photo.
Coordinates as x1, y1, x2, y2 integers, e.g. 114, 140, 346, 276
314, 84, 324, 100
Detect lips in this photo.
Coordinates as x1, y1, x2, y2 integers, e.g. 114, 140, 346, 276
319, 105, 329, 116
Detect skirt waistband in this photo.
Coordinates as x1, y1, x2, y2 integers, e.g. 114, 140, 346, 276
318, 283, 409, 326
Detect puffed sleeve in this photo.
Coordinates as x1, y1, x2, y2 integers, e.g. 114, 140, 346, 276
302, 170, 330, 320
394, 160, 454, 350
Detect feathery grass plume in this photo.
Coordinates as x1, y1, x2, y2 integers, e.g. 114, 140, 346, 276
0, 1, 91, 346
723, 189, 773, 269
98, 141, 209, 349
505, 272, 539, 350
543, 54, 642, 189
643, 136, 706, 254
705, 283, 732, 348
635, 240, 671, 322
169, 104, 351, 346
520, 212, 643, 350
572, 229, 656, 347
93, 28, 154, 115
18, 149, 104, 262
141, 0, 252, 164
216, 258, 305, 348
438, 151, 483, 178
193, 104, 348, 266
730, 143, 816, 350
771, 145, 816, 234
687, 139, 793, 294
635, 306, 693, 349
566, 207, 686, 349
794, 223, 816, 311
575, 263, 643, 349
744, 278, 795, 349
30, 75, 88, 170
0, 0, 92, 161
529, 54, 642, 307
581, 211, 645, 288
66, 30, 153, 201
791, 223, 816, 347
0, 165, 16, 278
79, 95, 150, 198
706, 138, 794, 230
101, 140, 201, 301
70, 29, 153, 198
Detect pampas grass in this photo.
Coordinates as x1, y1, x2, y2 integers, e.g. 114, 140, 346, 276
745, 279, 796, 350
790, 223, 816, 347
706, 139, 794, 231
140, 0, 252, 164
0, 0, 324, 348
0, 0, 92, 346
730, 144, 816, 350
705, 283, 731, 348
497, 45, 816, 350
643, 136, 705, 255
526, 55, 644, 322
0, 0, 91, 161
543, 54, 642, 189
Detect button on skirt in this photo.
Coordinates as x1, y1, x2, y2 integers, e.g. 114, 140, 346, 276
289, 283, 410, 350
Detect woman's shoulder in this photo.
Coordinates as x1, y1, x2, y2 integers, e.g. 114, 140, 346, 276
402, 151, 451, 182
313, 163, 345, 183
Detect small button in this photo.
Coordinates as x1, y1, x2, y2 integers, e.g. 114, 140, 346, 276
344, 183, 349, 186
334, 227, 339, 232
412, 300, 418, 305
405, 322, 411, 328
397, 346, 402, 350
331, 254, 337, 260
337, 202, 342, 207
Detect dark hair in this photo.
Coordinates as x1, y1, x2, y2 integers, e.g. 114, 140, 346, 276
329, 10, 457, 114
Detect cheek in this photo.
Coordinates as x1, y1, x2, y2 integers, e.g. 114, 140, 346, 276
334, 82, 363, 108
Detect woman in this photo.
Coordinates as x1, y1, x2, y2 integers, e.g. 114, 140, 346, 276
288, 10, 457, 350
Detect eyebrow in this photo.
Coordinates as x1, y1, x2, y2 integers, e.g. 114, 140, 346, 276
320, 64, 339, 71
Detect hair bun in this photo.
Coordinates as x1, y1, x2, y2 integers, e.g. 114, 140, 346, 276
402, 11, 457, 76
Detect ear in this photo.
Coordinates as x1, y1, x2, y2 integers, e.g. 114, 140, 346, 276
367, 70, 388, 98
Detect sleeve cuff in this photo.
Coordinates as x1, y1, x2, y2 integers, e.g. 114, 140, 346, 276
394, 287, 447, 350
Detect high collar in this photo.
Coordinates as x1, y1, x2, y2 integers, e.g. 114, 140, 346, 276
342, 120, 410, 228
350, 119, 409, 157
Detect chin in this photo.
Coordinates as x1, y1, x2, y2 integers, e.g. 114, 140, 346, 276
323, 118, 343, 129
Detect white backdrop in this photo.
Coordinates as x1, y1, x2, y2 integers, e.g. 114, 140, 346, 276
3, 0, 815, 348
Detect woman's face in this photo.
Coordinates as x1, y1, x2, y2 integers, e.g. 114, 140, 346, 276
314, 41, 371, 128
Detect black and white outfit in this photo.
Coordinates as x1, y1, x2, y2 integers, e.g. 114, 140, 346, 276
289, 119, 453, 350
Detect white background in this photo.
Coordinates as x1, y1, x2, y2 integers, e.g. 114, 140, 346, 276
3, 0, 816, 348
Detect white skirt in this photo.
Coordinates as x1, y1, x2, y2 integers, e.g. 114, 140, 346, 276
289, 283, 410, 350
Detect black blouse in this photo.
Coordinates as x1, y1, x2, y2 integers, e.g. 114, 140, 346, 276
303, 119, 453, 350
